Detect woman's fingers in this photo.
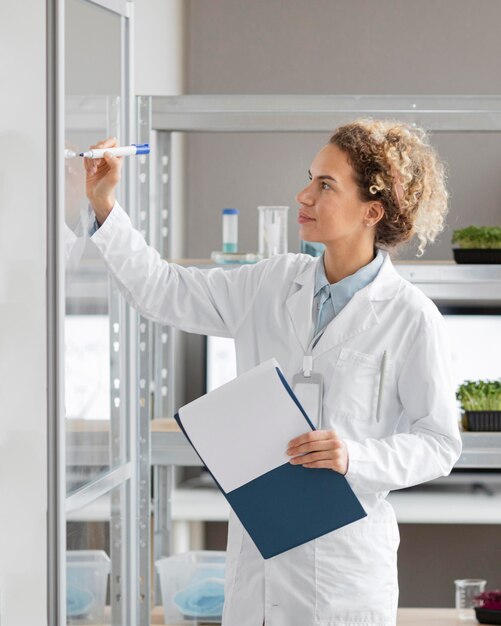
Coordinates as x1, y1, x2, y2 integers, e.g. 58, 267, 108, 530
287, 428, 349, 474
303, 461, 336, 466
91, 136, 117, 149
290, 448, 347, 473
83, 154, 97, 175
287, 430, 341, 456
288, 440, 335, 457
101, 152, 122, 185
85, 136, 118, 163
84, 137, 119, 176
290, 451, 334, 464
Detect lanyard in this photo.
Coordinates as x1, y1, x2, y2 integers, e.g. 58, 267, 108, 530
302, 326, 327, 377
301, 304, 389, 425
293, 327, 326, 428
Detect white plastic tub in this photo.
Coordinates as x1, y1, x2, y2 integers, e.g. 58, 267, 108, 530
156, 550, 226, 624
66, 550, 111, 625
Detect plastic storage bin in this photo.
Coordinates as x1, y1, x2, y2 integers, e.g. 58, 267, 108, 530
156, 551, 226, 624
66, 550, 111, 625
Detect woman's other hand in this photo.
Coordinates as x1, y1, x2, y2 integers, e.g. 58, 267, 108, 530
287, 430, 349, 475
84, 136, 123, 225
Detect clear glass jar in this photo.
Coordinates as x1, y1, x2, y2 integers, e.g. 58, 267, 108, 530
257, 205, 289, 257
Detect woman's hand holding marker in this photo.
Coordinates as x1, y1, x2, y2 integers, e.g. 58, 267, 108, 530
84, 136, 123, 225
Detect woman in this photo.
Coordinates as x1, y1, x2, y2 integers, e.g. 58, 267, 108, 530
85, 119, 462, 626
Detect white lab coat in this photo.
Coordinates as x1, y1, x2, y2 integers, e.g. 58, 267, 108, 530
91, 203, 462, 626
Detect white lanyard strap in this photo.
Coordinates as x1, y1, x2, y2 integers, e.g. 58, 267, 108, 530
303, 355, 313, 377
302, 327, 327, 377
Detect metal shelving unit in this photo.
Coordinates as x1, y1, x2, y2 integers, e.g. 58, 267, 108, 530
150, 94, 501, 132
48, 0, 143, 624
149, 422, 501, 472
134, 95, 501, 611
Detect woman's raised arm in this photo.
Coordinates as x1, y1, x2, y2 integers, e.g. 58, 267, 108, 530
85, 138, 270, 338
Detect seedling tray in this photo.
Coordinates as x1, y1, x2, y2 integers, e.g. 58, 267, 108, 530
462, 411, 501, 432
453, 248, 501, 264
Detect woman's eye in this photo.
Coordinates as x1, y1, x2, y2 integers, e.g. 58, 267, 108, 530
321, 181, 331, 190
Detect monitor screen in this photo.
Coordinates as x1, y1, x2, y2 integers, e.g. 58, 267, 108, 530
439, 307, 501, 390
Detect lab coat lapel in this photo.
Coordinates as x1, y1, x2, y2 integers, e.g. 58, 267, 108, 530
312, 288, 378, 357
285, 251, 403, 355
312, 251, 404, 357
285, 260, 318, 352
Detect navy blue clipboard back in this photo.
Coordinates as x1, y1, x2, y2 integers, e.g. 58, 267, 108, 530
173, 368, 366, 559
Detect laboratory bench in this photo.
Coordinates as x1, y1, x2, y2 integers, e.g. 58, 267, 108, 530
100, 606, 485, 625
397, 609, 487, 625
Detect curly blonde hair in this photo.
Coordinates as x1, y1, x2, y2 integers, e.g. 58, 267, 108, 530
330, 118, 450, 257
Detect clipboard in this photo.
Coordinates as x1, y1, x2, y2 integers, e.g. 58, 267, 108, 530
174, 358, 366, 559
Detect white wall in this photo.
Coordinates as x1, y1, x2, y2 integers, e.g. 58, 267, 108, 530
0, 1, 47, 625
135, 0, 186, 96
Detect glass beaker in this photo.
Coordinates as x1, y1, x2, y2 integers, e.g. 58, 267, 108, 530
454, 578, 486, 621
257, 206, 289, 257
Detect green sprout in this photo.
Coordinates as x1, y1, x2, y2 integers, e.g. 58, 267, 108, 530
452, 226, 501, 249
456, 379, 501, 411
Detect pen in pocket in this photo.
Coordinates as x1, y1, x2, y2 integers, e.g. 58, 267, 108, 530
375, 350, 388, 423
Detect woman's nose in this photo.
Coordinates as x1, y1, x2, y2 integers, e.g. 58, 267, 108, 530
295, 183, 313, 206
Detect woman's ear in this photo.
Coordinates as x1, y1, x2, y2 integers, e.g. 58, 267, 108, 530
366, 201, 385, 225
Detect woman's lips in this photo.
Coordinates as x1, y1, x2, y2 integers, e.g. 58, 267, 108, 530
298, 214, 315, 224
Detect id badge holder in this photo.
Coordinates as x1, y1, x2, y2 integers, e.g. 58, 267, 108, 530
292, 359, 323, 429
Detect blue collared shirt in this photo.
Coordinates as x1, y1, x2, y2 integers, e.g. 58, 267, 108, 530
313, 248, 385, 337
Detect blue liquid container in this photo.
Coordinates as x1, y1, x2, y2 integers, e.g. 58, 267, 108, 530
222, 208, 239, 253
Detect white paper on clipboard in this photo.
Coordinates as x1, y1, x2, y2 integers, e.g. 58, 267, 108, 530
177, 358, 314, 493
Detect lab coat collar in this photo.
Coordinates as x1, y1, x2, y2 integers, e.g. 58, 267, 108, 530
286, 249, 403, 354
367, 249, 404, 301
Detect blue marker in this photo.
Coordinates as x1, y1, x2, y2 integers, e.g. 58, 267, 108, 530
79, 143, 150, 159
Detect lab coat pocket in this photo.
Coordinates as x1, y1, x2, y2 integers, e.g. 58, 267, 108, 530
314, 519, 398, 622
326, 348, 381, 421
